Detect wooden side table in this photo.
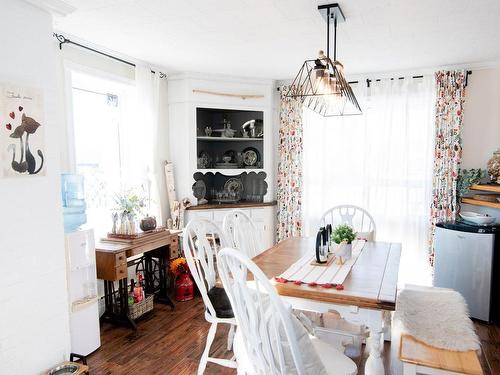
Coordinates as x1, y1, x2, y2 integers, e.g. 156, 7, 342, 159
96, 230, 180, 329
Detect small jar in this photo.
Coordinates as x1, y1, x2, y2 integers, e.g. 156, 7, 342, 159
487, 149, 500, 184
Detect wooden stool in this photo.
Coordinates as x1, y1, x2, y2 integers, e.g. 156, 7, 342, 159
399, 334, 483, 375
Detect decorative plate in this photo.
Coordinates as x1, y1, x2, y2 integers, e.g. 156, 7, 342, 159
242, 147, 260, 167
198, 151, 210, 168
224, 178, 244, 195
192, 180, 206, 200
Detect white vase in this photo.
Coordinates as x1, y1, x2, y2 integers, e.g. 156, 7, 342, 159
333, 242, 352, 260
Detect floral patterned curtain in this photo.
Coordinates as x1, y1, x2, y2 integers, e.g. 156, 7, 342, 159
277, 86, 303, 242
429, 70, 466, 265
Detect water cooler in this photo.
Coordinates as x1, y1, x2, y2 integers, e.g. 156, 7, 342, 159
62, 174, 101, 355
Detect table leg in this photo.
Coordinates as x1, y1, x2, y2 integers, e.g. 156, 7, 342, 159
156, 245, 174, 309
100, 279, 137, 330
143, 253, 155, 293
383, 310, 392, 342
281, 296, 387, 375
365, 325, 384, 375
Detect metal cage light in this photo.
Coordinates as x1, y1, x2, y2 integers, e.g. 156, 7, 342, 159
286, 3, 361, 117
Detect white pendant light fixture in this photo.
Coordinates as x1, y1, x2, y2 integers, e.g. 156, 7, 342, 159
286, 3, 361, 117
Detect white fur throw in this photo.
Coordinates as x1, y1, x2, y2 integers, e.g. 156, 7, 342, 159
393, 286, 480, 351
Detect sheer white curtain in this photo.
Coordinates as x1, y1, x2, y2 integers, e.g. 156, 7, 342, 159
132, 66, 165, 222
303, 77, 435, 286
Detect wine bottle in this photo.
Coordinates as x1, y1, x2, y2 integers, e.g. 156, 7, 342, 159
134, 274, 143, 303
128, 279, 135, 306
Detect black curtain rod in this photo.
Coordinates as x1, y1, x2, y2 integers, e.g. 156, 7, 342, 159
277, 70, 472, 91
53, 33, 166, 78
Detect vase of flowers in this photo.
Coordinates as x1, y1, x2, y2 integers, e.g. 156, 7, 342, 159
331, 224, 357, 260
170, 257, 194, 302
112, 189, 146, 235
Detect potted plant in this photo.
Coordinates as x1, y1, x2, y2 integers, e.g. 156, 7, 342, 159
112, 189, 146, 235
331, 224, 357, 260
457, 168, 484, 199
170, 257, 194, 302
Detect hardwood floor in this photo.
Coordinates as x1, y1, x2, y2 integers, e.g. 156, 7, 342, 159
88, 297, 498, 374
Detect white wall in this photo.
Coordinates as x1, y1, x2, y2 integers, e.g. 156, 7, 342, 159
0, 1, 71, 373
462, 68, 500, 169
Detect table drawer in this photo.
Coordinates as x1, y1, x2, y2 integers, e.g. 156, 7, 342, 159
96, 251, 128, 280
115, 252, 127, 266
170, 246, 180, 259
114, 263, 128, 280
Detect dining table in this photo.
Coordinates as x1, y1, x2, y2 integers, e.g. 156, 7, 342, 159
252, 236, 401, 375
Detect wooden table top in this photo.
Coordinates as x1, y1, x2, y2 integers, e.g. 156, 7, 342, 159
186, 201, 277, 211
253, 237, 401, 310
96, 230, 181, 255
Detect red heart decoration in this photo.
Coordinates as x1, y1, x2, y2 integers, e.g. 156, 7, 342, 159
6, 123, 12, 130
9, 112, 15, 119
18, 106, 23, 112
275, 277, 288, 284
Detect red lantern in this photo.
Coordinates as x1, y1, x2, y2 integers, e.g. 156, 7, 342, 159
175, 273, 194, 302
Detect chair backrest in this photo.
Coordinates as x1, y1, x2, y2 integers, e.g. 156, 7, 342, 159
223, 209, 262, 258
320, 205, 376, 241
183, 218, 229, 318
217, 248, 305, 375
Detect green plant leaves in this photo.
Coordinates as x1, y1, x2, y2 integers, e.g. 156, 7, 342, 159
331, 224, 357, 244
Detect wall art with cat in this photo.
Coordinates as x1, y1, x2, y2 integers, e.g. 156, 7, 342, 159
0, 84, 45, 177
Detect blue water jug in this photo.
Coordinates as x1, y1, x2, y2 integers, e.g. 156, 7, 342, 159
61, 174, 87, 232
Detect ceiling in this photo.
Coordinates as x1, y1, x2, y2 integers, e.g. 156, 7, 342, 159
54, 0, 500, 80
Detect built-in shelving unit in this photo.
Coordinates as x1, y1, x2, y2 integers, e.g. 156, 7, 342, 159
461, 197, 500, 209
196, 107, 264, 170
168, 73, 276, 246
461, 184, 500, 209
470, 184, 500, 193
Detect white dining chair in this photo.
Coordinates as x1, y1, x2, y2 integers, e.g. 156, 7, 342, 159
217, 247, 358, 375
223, 209, 263, 258
320, 205, 376, 241
183, 219, 237, 374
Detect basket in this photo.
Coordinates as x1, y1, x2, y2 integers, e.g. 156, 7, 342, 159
128, 294, 154, 320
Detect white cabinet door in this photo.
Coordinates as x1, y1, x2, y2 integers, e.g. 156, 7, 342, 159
213, 209, 232, 230
184, 206, 276, 255
251, 208, 275, 254
185, 210, 213, 224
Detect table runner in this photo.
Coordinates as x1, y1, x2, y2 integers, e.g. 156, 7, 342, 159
276, 240, 365, 287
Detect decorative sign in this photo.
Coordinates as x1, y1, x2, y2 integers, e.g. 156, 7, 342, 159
0, 84, 45, 177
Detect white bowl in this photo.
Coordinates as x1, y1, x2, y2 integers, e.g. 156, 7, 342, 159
459, 211, 496, 225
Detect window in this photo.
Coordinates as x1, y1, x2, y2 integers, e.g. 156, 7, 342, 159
302, 77, 436, 286
70, 70, 138, 231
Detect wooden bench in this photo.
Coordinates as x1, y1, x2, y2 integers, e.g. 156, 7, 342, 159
400, 334, 483, 375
